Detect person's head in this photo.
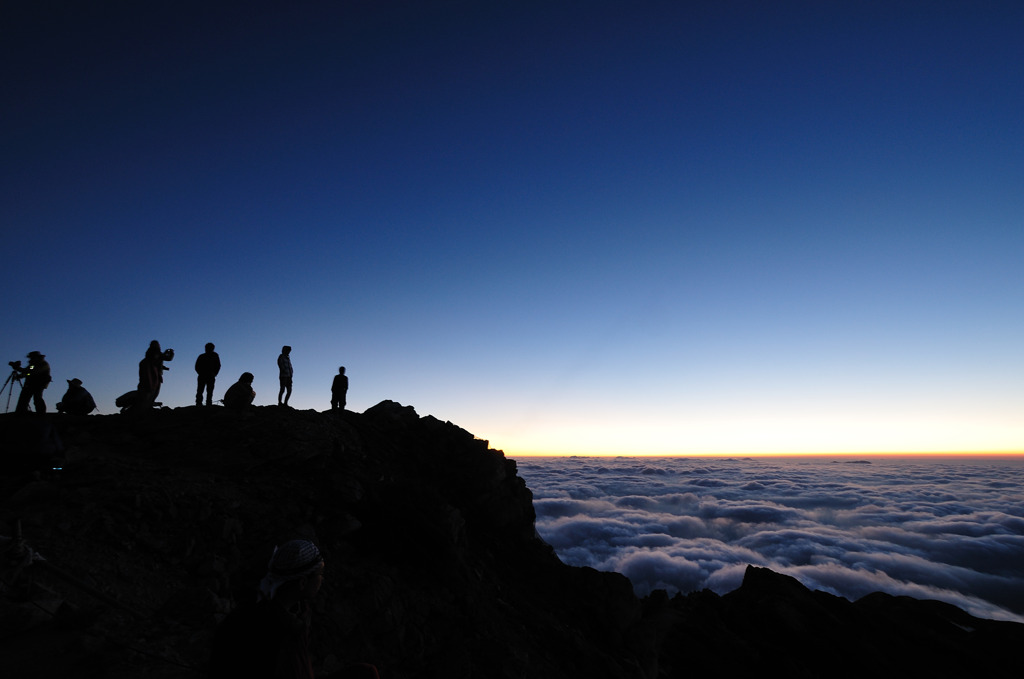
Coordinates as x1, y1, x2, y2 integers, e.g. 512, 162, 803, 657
27, 351, 44, 362
338, 366, 345, 375
240, 372, 254, 384
259, 539, 325, 602
67, 378, 83, 388
205, 343, 215, 352
282, 345, 291, 355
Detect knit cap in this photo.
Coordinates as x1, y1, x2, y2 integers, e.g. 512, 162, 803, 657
258, 539, 323, 600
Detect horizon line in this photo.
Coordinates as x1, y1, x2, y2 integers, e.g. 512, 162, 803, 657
507, 450, 1024, 458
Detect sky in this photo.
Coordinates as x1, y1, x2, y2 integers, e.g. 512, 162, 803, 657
517, 455, 1024, 622
2, 1, 1022, 455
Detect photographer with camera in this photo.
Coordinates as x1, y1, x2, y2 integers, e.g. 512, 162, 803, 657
138, 340, 174, 408
14, 351, 52, 413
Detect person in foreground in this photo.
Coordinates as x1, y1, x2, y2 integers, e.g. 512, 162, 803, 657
210, 539, 378, 679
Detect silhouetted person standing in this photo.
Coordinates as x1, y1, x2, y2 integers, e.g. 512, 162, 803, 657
139, 340, 173, 408
15, 351, 51, 413
56, 378, 97, 415
331, 366, 348, 411
277, 345, 292, 406
223, 372, 255, 410
195, 342, 221, 406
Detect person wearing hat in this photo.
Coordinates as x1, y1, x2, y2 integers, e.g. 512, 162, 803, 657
56, 378, 97, 415
210, 539, 378, 678
15, 351, 52, 413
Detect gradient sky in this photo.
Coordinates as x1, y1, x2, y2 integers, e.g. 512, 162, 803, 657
3, 1, 1022, 455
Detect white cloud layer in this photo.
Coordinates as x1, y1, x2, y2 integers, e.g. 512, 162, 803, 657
516, 456, 1024, 622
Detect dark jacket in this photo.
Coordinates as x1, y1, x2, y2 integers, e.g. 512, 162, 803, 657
195, 351, 221, 378
57, 385, 97, 415
210, 598, 314, 679
224, 379, 255, 409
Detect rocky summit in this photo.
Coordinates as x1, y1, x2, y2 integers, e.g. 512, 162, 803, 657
2, 403, 1022, 678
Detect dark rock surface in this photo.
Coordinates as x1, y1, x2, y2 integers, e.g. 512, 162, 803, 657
2, 403, 1022, 678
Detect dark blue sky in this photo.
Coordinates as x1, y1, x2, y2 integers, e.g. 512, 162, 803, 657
3, 1, 1022, 453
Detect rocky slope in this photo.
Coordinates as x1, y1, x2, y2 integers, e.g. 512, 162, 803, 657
2, 403, 1022, 678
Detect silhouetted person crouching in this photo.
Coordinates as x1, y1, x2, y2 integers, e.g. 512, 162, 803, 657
56, 378, 97, 415
223, 372, 255, 410
195, 342, 221, 406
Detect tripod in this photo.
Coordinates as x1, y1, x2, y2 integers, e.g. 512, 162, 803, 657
2, 367, 23, 413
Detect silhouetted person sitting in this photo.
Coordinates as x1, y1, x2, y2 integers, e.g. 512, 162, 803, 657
223, 372, 255, 410
278, 345, 293, 406
195, 342, 221, 406
15, 351, 51, 414
210, 539, 378, 679
138, 340, 173, 408
331, 366, 348, 411
56, 378, 97, 415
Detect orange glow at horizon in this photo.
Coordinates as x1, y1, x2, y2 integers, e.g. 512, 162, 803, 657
482, 413, 1024, 458
508, 449, 1024, 458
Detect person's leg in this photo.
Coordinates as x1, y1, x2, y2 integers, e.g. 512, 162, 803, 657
205, 378, 215, 406
16, 386, 30, 413
33, 387, 47, 413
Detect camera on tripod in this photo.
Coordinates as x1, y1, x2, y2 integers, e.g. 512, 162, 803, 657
3, 360, 25, 411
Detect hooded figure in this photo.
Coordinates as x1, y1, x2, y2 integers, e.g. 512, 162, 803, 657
277, 345, 293, 406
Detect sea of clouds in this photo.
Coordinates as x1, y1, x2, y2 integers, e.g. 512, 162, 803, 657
515, 456, 1024, 622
